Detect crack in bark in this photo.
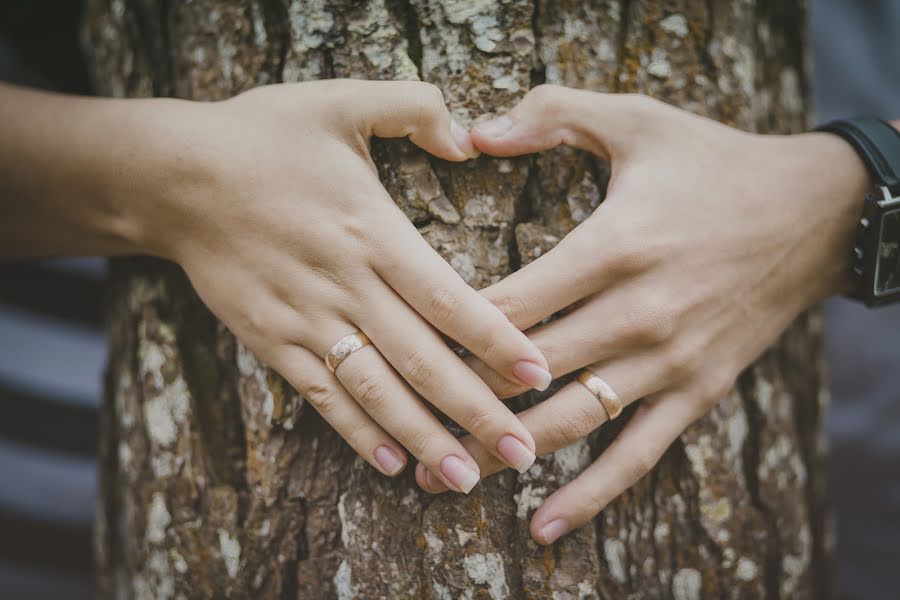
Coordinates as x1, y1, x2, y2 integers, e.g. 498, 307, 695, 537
530, 0, 546, 87
670, 437, 729, 596
259, 0, 290, 83
645, 468, 666, 596
387, 0, 424, 77
738, 369, 783, 599
612, 0, 633, 93
776, 318, 830, 599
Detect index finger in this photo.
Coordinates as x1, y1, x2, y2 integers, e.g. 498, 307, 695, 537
374, 217, 553, 392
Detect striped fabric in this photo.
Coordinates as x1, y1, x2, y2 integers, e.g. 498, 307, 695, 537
0, 261, 101, 599
1, 3, 97, 598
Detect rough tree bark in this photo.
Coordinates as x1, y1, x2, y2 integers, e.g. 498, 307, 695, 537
83, 1, 831, 598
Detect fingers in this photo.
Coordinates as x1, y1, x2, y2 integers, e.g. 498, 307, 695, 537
329, 336, 484, 494
268, 344, 408, 477
479, 226, 597, 332
417, 350, 671, 493
351, 80, 479, 161
471, 84, 652, 159
374, 220, 552, 392
473, 283, 672, 398
356, 288, 539, 475
530, 392, 694, 545
479, 211, 641, 333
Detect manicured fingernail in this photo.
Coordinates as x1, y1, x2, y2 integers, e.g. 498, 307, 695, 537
497, 434, 536, 473
450, 119, 480, 158
513, 360, 552, 392
440, 455, 480, 494
539, 519, 569, 544
374, 445, 405, 475
475, 115, 513, 138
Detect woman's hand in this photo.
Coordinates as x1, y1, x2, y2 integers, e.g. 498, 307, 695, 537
111, 80, 553, 491
415, 85, 869, 534
0, 79, 551, 491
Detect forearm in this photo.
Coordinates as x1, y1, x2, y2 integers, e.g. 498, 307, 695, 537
0, 83, 178, 259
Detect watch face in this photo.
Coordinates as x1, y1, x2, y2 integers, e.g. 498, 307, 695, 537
875, 206, 900, 297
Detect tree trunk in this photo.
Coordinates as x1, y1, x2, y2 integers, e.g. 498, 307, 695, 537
83, 1, 831, 598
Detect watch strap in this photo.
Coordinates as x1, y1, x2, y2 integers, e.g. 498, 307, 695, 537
816, 117, 900, 191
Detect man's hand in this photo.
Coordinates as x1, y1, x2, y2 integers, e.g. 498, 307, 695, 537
415, 85, 869, 540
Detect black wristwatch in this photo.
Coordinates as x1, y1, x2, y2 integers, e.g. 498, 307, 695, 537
817, 117, 900, 306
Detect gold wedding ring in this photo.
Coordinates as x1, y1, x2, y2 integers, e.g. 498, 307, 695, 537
577, 369, 623, 420
325, 331, 372, 373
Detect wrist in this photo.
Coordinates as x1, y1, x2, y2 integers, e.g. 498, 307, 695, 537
796, 132, 871, 301
753, 131, 870, 315
103, 97, 210, 261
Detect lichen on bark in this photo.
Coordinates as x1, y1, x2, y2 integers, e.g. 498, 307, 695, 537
85, 0, 830, 598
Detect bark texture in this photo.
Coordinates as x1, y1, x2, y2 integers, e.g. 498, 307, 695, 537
83, 1, 831, 598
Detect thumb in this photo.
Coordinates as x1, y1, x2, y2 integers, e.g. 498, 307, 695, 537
352, 80, 479, 161
471, 84, 641, 159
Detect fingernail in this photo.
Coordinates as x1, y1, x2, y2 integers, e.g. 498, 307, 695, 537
539, 518, 569, 545
497, 434, 536, 473
474, 115, 513, 138
374, 445, 405, 475
450, 119, 480, 158
513, 360, 553, 392
440, 455, 480, 494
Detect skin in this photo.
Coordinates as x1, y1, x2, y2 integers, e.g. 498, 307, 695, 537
5, 78, 893, 544
415, 85, 888, 544
0, 79, 554, 494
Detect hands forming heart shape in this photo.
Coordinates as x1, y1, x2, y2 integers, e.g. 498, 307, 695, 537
0, 78, 866, 545
140, 79, 865, 545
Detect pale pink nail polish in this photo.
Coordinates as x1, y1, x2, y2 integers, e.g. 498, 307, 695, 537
440, 455, 480, 494
475, 115, 513, 138
513, 360, 553, 392
497, 434, 536, 473
539, 518, 569, 544
374, 445, 405, 475
450, 120, 480, 158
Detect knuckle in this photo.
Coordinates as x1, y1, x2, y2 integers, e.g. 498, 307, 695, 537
353, 373, 389, 413
401, 349, 439, 391
548, 404, 602, 448
461, 406, 495, 438
427, 287, 461, 326
404, 429, 432, 459
579, 487, 609, 517
694, 370, 734, 408
525, 84, 564, 111
303, 382, 339, 415
661, 338, 700, 382
339, 212, 372, 245
618, 93, 662, 126
412, 82, 446, 125
492, 294, 529, 326
607, 241, 652, 277
631, 446, 662, 479
477, 335, 500, 366
237, 304, 269, 340
627, 305, 675, 346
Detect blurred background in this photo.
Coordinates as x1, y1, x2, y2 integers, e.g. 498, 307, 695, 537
0, 1, 898, 599
0, 2, 99, 599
